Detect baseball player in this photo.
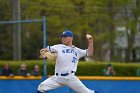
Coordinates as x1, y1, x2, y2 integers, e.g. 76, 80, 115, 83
37, 30, 99, 93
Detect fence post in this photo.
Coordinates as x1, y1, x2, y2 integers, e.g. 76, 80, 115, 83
43, 16, 47, 79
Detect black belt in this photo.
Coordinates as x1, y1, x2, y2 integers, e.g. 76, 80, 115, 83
56, 71, 75, 76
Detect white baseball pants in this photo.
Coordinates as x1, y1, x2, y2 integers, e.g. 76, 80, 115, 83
37, 74, 95, 93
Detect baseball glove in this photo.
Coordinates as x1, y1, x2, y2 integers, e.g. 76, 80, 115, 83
40, 49, 57, 60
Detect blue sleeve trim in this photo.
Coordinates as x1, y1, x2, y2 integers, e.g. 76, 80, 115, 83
48, 46, 51, 52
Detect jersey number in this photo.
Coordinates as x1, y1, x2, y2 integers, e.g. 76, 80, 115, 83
72, 57, 77, 63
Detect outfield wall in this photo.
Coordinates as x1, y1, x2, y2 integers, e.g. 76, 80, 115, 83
0, 76, 140, 93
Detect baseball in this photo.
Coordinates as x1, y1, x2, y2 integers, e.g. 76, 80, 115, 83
86, 34, 92, 39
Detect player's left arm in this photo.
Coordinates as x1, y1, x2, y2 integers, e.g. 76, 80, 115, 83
86, 34, 93, 56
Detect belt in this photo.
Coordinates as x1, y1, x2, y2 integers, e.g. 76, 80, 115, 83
56, 71, 75, 76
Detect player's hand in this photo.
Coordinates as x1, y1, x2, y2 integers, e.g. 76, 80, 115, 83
86, 34, 93, 42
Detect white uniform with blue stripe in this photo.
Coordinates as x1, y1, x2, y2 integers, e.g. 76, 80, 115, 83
48, 44, 87, 74
37, 44, 95, 93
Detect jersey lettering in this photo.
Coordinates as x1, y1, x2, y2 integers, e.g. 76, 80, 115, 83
62, 49, 77, 56
72, 57, 77, 63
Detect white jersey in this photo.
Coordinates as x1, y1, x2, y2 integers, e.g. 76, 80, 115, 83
47, 44, 87, 73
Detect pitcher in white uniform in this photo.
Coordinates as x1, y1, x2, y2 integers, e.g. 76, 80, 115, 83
37, 30, 99, 93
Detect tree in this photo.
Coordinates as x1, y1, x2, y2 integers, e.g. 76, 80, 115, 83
0, 0, 139, 62
0, 0, 13, 60
123, 0, 140, 62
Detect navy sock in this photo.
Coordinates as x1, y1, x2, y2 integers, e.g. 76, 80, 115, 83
37, 90, 43, 93
95, 91, 99, 93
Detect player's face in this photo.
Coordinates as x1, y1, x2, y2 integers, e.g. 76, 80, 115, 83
61, 36, 73, 46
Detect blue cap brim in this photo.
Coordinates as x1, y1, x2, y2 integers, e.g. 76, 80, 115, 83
59, 30, 74, 37
59, 34, 66, 37
59, 34, 73, 37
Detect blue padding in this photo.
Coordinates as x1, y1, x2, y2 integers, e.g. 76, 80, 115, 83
0, 80, 41, 93
0, 79, 140, 93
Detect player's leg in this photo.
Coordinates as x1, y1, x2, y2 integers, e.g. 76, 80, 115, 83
37, 76, 63, 93
66, 75, 98, 93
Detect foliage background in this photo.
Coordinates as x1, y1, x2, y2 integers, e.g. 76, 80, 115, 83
0, 0, 140, 62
